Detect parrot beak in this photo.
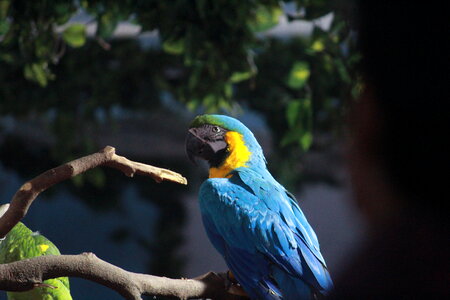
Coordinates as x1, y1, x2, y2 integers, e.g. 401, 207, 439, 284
186, 128, 227, 165
186, 129, 201, 165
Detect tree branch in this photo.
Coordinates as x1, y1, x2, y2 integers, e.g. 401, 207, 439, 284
0, 253, 247, 300
0, 146, 187, 238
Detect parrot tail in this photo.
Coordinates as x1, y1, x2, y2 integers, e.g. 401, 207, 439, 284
272, 267, 317, 300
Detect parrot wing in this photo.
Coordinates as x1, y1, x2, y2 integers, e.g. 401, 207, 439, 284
199, 174, 332, 298
236, 167, 327, 265
32, 233, 71, 292
6, 278, 72, 300
0, 222, 34, 264
200, 192, 283, 300
236, 168, 333, 291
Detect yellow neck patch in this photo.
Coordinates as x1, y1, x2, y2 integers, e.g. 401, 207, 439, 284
209, 131, 251, 178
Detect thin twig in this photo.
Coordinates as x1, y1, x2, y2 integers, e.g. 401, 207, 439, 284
0, 146, 187, 238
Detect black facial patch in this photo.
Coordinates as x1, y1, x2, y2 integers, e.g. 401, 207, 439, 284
185, 125, 229, 167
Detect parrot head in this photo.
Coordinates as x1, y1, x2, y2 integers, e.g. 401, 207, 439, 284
186, 114, 265, 178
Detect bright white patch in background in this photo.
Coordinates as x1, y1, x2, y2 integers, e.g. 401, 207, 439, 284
263, 13, 334, 39
57, 7, 333, 43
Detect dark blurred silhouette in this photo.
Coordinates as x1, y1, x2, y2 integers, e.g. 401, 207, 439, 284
330, 1, 449, 298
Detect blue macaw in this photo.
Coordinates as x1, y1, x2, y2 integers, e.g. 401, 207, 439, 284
186, 115, 333, 300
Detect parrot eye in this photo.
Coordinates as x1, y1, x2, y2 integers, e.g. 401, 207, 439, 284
212, 126, 221, 133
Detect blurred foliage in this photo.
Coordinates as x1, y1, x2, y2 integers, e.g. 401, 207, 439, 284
0, 0, 359, 280
0, 0, 359, 158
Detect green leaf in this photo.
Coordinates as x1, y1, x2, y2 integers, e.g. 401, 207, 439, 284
281, 128, 303, 147
80, 0, 88, 9
300, 131, 313, 151
218, 98, 233, 112
281, 127, 313, 151
0, 0, 10, 35
310, 39, 325, 52
24, 63, 49, 87
62, 24, 86, 48
0, 19, 9, 36
249, 5, 282, 32
186, 99, 200, 111
287, 61, 310, 89
283, 97, 314, 150
35, 36, 52, 58
0, 53, 13, 63
203, 94, 217, 111
86, 169, 106, 188
351, 79, 364, 99
335, 58, 351, 83
97, 13, 118, 39
286, 100, 301, 127
229, 71, 253, 83
0, 0, 10, 19
224, 83, 233, 98
162, 39, 185, 55
71, 174, 84, 187
54, 3, 76, 25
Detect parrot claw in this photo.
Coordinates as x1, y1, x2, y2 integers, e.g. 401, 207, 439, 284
227, 284, 248, 297
224, 270, 248, 297
33, 282, 57, 289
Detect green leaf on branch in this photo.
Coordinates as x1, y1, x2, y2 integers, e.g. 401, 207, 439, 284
283, 98, 313, 150
162, 39, 185, 55
281, 126, 313, 151
300, 131, 313, 151
24, 62, 53, 87
86, 169, 106, 188
0, 0, 10, 35
224, 83, 233, 98
62, 24, 86, 48
281, 128, 299, 147
286, 100, 301, 127
186, 99, 200, 111
0, 0, 10, 19
286, 98, 313, 129
0, 19, 9, 36
54, 3, 76, 25
249, 5, 282, 32
97, 13, 118, 39
335, 58, 351, 83
287, 61, 310, 89
310, 39, 325, 52
71, 174, 84, 187
0, 53, 13, 63
229, 70, 253, 83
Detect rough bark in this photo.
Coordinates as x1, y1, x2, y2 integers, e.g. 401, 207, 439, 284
0, 253, 246, 300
